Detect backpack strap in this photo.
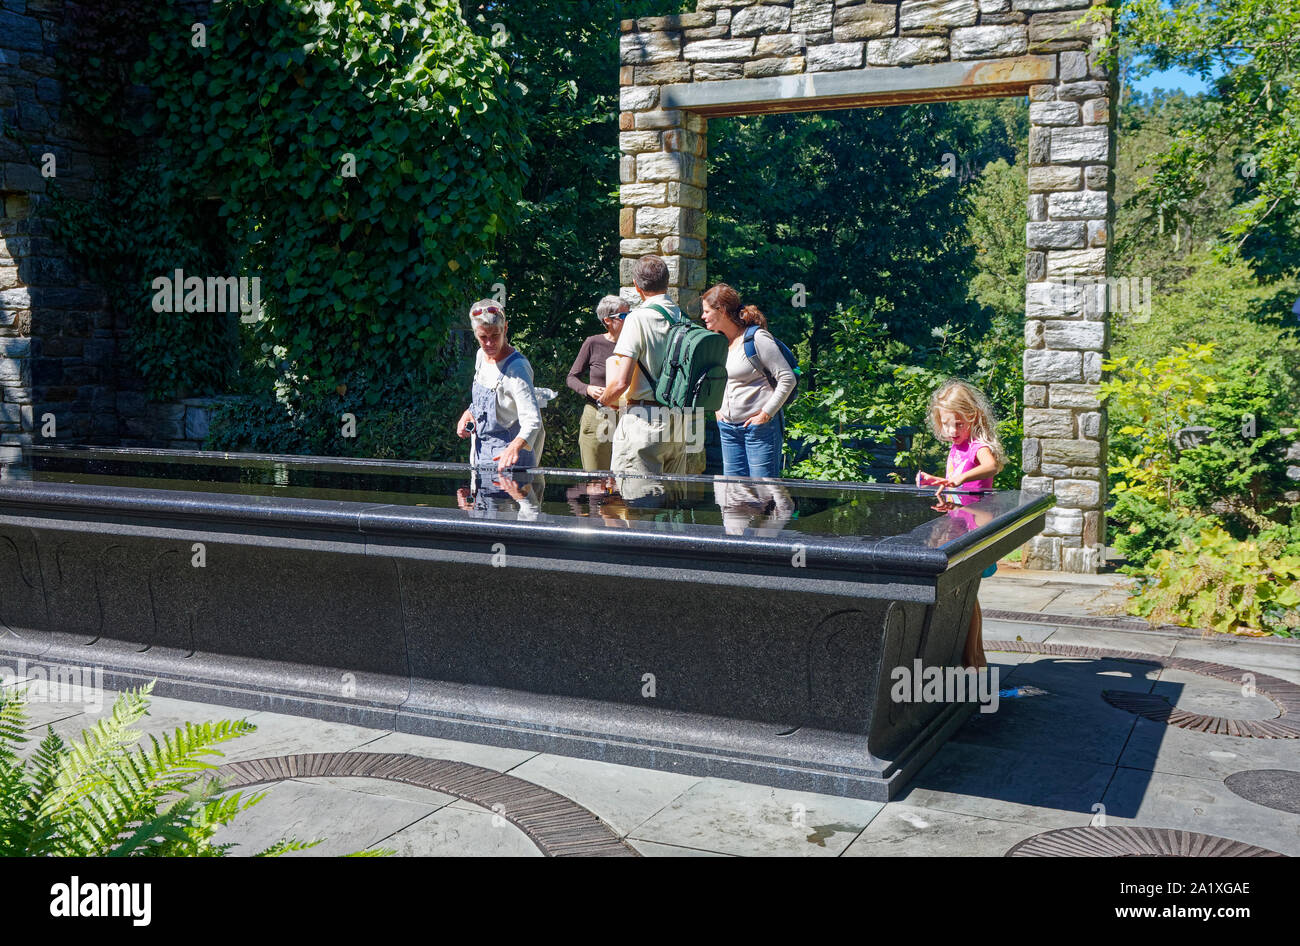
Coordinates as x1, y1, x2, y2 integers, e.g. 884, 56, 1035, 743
632, 302, 681, 397
743, 325, 778, 389
644, 302, 681, 324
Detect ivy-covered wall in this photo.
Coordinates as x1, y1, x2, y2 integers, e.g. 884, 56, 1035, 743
1, 0, 528, 449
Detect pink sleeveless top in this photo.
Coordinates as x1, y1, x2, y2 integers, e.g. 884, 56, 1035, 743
946, 439, 993, 491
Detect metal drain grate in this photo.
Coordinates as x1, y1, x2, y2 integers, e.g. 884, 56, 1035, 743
987, 640, 1300, 738
1006, 826, 1285, 857
1224, 769, 1300, 815
216, 752, 638, 857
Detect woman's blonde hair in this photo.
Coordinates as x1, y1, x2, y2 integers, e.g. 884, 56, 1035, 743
927, 379, 1007, 471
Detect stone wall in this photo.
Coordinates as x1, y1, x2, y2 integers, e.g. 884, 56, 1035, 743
619, 0, 1117, 572
0, 0, 205, 450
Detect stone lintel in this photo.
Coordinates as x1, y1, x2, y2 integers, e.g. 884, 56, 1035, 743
658, 55, 1055, 116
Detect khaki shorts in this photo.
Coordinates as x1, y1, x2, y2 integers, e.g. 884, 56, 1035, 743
578, 403, 616, 471
610, 406, 688, 477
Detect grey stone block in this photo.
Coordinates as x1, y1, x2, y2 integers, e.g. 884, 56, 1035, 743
0, 12, 43, 53
621, 31, 682, 65
1042, 437, 1101, 464
1029, 101, 1080, 125
757, 33, 806, 57
1051, 125, 1109, 163
900, 0, 979, 31
683, 38, 756, 61
807, 42, 865, 71
1045, 188, 1107, 219
1049, 384, 1101, 409
866, 37, 948, 65
791, 0, 835, 34
693, 62, 744, 80
1043, 320, 1105, 350
1024, 408, 1074, 438
732, 6, 791, 35
1028, 221, 1087, 249
1024, 349, 1081, 382
833, 4, 896, 41
620, 86, 659, 111
950, 25, 1026, 58
1052, 478, 1100, 508
745, 57, 806, 78
1046, 248, 1106, 277
1028, 165, 1081, 191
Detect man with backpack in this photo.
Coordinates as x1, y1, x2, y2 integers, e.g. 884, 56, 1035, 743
600, 256, 726, 479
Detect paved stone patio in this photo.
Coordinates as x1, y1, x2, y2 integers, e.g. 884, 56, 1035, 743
5, 571, 1298, 856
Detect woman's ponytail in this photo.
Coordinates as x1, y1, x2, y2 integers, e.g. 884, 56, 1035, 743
739, 304, 768, 331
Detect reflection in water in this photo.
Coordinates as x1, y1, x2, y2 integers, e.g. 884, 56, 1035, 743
922, 490, 998, 548
714, 479, 794, 537
11, 446, 1023, 547
458, 468, 546, 521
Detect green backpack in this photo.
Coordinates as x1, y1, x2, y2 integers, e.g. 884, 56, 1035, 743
638, 303, 728, 411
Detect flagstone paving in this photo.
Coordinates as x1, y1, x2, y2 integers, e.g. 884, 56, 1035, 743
5, 570, 1297, 856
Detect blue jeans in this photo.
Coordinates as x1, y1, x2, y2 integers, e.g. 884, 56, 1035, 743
718, 413, 784, 477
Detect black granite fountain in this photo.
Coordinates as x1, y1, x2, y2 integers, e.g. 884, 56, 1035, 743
0, 445, 1051, 799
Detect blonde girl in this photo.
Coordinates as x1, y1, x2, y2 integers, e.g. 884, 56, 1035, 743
917, 379, 1007, 669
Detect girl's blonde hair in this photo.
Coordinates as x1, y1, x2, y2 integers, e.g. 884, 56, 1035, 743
927, 379, 1007, 471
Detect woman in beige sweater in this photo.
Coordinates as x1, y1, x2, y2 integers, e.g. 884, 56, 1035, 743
700, 283, 796, 478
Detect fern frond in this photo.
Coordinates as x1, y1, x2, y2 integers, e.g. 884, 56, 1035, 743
255, 837, 324, 856
0, 691, 32, 766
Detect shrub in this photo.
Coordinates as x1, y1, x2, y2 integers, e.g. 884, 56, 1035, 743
1130, 527, 1300, 637
206, 335, 587, 468
1107, 491, 1209, 569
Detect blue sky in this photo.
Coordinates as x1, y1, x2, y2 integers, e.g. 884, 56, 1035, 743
1131, 66, 1214, 95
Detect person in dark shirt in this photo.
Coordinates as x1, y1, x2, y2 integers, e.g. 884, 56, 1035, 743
566, 294, 628, 470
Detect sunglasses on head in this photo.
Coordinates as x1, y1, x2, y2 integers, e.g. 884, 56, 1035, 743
472, 303, 504, 318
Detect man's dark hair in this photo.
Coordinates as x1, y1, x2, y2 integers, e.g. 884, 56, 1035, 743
632, 255, 669, 294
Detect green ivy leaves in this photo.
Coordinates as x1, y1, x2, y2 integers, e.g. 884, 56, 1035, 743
59, 0, 528, 398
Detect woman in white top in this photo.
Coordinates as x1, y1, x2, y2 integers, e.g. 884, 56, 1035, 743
455, 300, 545, 472
700, 283, 796, 478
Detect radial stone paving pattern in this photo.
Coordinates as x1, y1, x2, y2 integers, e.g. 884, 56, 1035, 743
1006, 826, 1285, 857
987, 640, 1300, 737
216, 752, 638, 857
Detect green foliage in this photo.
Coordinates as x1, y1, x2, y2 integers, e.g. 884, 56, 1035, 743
1116, 0, 1300, 276
706, 99, 1025, 483
1099, 342, 1220, 505
965, 158, 1029, 321
706, 102, 1014, 369
143, 0, 528, 387
51, 0, 529, 398
1103, 336, 1300, 635
47, 160, 239, 400
1170, 355, 1300, 520
0, 683, 315, 856
207, 361, 471, 461
206, 337, 590, 467
1129, 527, 1300, 637
1114, 93, 1243, 276
464, 0, 694, 341
1110, 251, 1300, 366
783, 299, 1022, 487
1106, 490, 1208, 569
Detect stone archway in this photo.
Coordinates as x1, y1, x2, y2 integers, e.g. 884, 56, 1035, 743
618, 0, 1115, 573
